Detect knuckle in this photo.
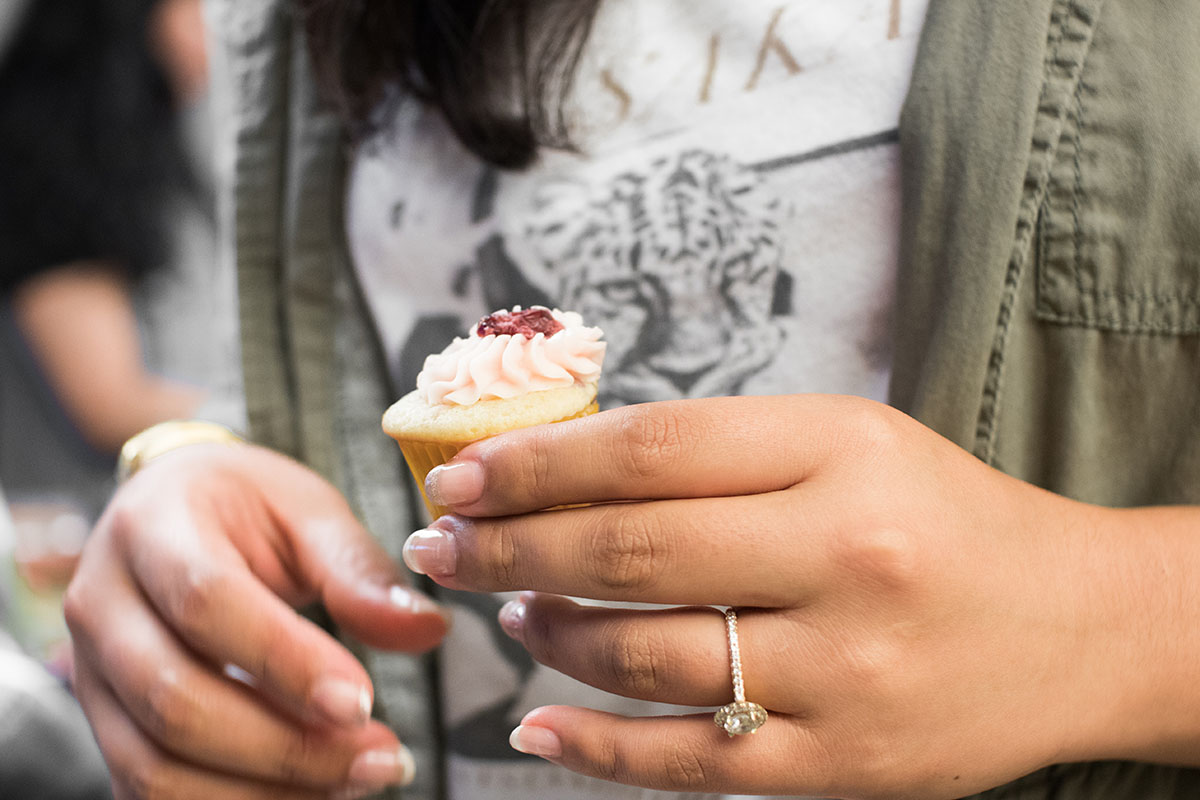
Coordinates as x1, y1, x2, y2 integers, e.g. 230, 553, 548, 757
589, 511, 660, 592
62, 577, 90, 640
140, 669, 198, 749
526, 435, 556, 502
844, 398, 903, 457
273, 728, 315, 784
162, 566, 227, 639
837, 525, 922, 594
520, 598, 554, 655
601, 624, 663, 696
838, 634, 906, 701
241, 647, 273, 691
857, 640, 900, 688
487, 522, 521, 587
247, 626, 288, 692
103, 501, 143, 552
617, 405, 693, 482
122, 754, 175, 800
101, 746, 138, 796
662, 737, 711, 789
589, 726, 627, 784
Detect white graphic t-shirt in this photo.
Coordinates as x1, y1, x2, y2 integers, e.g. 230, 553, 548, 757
347, 2, 930, 798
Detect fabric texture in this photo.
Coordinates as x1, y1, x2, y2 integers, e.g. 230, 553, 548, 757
896, 0, 1200, 508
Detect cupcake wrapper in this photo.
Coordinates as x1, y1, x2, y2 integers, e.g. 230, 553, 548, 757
395, 401, 599, 521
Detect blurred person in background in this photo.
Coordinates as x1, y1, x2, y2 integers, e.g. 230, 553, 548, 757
0, 0, 221, 520
0, 0, 228, 797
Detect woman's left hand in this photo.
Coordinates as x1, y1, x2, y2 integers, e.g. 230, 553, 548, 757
401, 395, 1142, 799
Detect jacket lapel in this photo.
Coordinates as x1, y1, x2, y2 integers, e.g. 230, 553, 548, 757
892, 0, 1107, 462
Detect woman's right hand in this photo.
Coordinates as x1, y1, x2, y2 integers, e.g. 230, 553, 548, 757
65, 442, 448, 799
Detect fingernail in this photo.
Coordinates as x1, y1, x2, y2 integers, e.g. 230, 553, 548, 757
498, 598, 527, 640
402, 529, 457, 577
348, 744, 416, 787
426, 461, 484, 507
509, 725, 562, 759
390, 584, 455, 629
388, 585, 440, 615
311, 679, 371, 726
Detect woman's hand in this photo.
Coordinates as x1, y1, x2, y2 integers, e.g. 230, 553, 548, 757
66, 443, 449, 799
402, 395, 1175, 800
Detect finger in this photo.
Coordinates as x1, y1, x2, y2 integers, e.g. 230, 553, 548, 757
426, 395, 867, 516
249, 448, 450, 651
501, 596, 803, 711
499, 595, 736, 706
404, 490, 827, 604
114, 504, 380, 728
70, 562, 408, 789
140, 443, 450, 651
113, 452, 444, 728
509, 706, 826, 797
72, 665, 335, 800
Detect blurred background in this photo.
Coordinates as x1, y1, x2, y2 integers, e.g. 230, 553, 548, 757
0, 0, 230, 795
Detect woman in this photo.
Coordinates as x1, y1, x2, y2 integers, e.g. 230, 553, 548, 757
65, 2, 1200, 799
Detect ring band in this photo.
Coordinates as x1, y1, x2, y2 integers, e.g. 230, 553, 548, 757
713, 608, 768, 737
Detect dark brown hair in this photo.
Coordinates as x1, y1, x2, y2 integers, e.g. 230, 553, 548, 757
0, 0, 193, 294
299, 0, 601, 169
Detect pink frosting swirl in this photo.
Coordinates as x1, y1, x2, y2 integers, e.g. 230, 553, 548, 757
417, 308, 606, 406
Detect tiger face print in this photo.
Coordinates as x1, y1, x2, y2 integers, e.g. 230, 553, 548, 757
521, 149, 793, 405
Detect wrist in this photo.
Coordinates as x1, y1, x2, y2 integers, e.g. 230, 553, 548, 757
117, 420, 245, 482
1071, 504, 1200, 766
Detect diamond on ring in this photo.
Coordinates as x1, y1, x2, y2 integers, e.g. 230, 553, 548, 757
714, 608, 768, 737
714, 700, 768, 736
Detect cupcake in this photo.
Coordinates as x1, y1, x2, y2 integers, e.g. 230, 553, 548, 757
383, 306, 606, 519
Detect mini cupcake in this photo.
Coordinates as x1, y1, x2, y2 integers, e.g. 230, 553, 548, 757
383, 306, 605, 518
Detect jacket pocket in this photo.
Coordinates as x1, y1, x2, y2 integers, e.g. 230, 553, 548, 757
1034, 1, 1200, 334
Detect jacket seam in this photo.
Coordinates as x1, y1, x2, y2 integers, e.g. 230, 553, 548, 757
1035, 312, 1200, 336
974, 0, 1106, 464
232, 3, 302, 457
1071, 71, 1087, 305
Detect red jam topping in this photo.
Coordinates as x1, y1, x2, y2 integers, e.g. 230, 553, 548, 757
476, 307, 564, 339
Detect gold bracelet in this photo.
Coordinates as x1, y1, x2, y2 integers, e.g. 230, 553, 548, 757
117, 420, 244, 483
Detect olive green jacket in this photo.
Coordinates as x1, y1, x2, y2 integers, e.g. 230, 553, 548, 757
209, 0, 1200, 797
895, 0, 1200, 509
